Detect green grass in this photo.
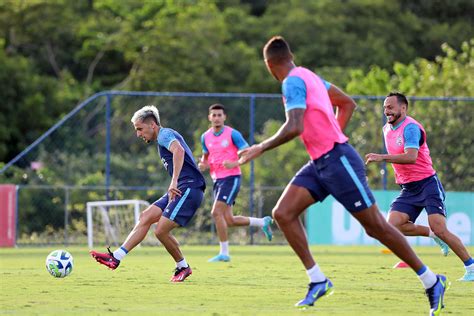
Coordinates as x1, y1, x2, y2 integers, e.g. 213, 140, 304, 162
1, 245, 473, 315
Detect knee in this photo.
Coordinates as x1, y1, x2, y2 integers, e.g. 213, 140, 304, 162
430, 225, 448, 239
211, 208, 222, 219
364, 220, 389, 239
272, 206, 291, 225
224, 216, 236, 226
387, 218, 403, 231
138, 211, 153, 226
154, 227, 167, 240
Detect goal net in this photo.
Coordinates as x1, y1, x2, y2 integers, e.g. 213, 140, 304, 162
86, 200, 156, 248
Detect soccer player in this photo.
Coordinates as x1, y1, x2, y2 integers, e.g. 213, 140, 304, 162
238, 36, 447, 314
365, 92, 474, 282
90, 105, 206, 282
199, 103, 273, 262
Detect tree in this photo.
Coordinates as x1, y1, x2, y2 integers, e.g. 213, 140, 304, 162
346, 40, 474, 190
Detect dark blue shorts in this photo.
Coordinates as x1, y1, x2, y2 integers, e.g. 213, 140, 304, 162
390, 174, 447, 223
291, 142, 375, 212
153, 187, 204, 227
213, 175, 241, 205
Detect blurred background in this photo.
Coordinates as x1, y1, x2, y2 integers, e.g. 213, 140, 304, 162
0, 0, 472, 247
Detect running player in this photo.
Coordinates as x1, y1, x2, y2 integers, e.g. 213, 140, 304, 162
90, 105, 206, 282
366, 92, 474, 282
199, 103, 273, 262
239, 36, 448, 315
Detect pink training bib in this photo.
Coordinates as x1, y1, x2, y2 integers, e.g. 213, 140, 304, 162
286, 67, 348, 160
203, 126, 242, 180
383, 116, 435, 184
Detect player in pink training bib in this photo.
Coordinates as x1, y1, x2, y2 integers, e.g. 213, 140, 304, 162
198, 104, 273, 262
366, 92, 474, 282
238, 36, 447, 313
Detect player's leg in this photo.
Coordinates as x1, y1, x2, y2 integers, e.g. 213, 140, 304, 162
353, 206, 425, 270
274, 161, 334, 308
428, 214, 474, 281
154, 217, 192, 282
90, 198, 165, 269
390, 181, 449, 255
154, 216, 182, 262
389, 209, 449, 256
209, 199, 232, 262
157, 187, 203, 281
272, 184, 316, 269
122, 204, 163, 251
329, 143, 446, 314
222, 205, 273, 240
388, 211, 429, 236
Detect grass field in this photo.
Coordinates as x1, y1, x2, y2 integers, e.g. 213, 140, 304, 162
1, 245, 473, 315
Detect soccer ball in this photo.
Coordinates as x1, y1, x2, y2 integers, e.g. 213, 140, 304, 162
45, 250, 73, 278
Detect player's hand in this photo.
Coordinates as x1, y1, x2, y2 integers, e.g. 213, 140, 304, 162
198, 160, 209, 171
238, 144, 263, 164
168, 179, 182, 201
365, 153, 383, 165
223, 160, 239, 169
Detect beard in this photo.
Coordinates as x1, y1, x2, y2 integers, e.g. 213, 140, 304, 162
388, 112, 401, 124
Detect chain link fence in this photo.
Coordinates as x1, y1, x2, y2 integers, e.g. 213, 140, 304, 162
1, 91, 472, 246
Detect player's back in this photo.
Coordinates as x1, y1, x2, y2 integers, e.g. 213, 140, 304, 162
287, 67, 348, 160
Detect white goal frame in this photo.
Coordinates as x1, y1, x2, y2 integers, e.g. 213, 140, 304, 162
86, 199, 150, 248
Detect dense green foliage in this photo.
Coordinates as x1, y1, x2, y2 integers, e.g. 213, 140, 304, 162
1, 0, 473, 162
1, 1, 473, 237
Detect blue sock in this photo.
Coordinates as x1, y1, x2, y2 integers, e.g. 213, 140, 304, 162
463, 257, 474, 266
416, 265, 427, 276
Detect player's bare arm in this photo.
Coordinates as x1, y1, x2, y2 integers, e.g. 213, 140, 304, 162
223, 160, 239, 169
365, 148, 418, 165
239, 109, 304, 164
198, 153, 209, 171
327, 84, 357, 131
168, 140, 184, 200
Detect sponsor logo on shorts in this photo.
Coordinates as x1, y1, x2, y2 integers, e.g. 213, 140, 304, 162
354, 201, 362, 207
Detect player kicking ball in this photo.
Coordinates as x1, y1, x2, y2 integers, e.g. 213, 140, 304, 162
90, 105, 206, 282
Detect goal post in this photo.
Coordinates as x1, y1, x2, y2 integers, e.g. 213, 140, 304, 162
86, 199, 150, 249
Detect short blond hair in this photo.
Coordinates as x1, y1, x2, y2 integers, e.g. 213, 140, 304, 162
131, 105, 160, 125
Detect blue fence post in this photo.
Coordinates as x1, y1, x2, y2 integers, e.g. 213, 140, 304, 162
105, 94, 112, 200
249, 95, 256, 245
381, 102, 387, 190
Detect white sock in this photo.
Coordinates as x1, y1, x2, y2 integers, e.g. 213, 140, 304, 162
307, 264, 326, 283
113, 246, 128, 261
466, 263, 474, 272
248, 217, 264, 227
428, 229, 436, 238
220, 241, 229, 256
418, 267, 437, 289
176, 258, 188, 269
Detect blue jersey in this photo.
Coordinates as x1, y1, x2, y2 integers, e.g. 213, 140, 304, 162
157, 127, 206, 190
